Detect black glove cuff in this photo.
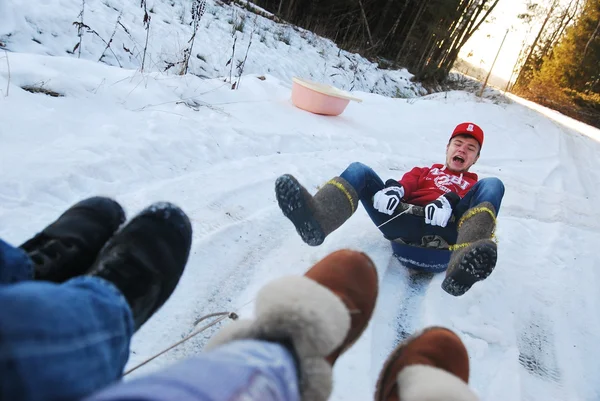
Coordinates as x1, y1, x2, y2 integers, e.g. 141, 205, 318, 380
385, 179, 402, 188
442, 192, 461, 208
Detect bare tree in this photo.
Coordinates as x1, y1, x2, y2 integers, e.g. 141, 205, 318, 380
140, 0, 151, 71
181, 0, 207, 75
2, 50, 10, 96
583, 17, 600, 57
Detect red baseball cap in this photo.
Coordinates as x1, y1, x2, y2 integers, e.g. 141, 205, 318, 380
450, 122, 484, 148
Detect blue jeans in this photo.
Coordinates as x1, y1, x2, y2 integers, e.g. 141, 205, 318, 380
0, 239, 134, 401
1, 242, 299, 401
340, 162, 505, 244
86, 339, 300, 401
0, 238, 34, 283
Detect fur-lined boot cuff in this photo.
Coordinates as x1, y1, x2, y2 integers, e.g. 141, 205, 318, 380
397, 365, 479, 401
205, 275, 351, 401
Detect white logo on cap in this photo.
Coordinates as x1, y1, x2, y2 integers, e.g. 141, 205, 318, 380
467, 124, 474, 132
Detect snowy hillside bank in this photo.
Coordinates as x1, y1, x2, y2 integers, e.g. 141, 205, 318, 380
0, 0, 425, 98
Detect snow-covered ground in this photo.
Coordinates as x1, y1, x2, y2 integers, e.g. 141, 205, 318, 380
2, 0, 600, 400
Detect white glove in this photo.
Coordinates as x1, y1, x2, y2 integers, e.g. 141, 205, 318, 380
373, 186, 405, 215
424, 195, 453, 227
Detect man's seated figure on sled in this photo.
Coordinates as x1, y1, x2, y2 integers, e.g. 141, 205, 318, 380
275, 122, 505, 296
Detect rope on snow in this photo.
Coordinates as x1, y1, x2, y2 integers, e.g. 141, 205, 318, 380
376, 208, 411, 229
124, 311, 239, 376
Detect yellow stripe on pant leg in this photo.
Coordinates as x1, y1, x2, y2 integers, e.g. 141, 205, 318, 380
450, 207, 498, 250
456, 206, 496, 229
326, 179, 356, 213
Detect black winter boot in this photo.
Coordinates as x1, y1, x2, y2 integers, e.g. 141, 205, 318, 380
20, 197, 125, 283
442, 202, 497, 296
87, 202, 192, 331
275, 174, 359, 246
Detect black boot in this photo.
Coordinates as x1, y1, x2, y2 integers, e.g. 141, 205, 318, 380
20, 197, 125, 282
87, 202, 192, 331
442, 202, 497, 296
275, 174, 358, 246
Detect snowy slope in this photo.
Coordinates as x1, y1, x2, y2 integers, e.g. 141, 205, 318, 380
0, 0, 423, 98
2, 1, 600, 400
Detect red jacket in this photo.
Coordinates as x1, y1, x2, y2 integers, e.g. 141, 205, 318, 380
398, 164, 478, 206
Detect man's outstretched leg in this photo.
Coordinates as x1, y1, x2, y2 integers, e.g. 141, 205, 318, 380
0, 202, 192, 401
375, 327, 478, 401
443, 177, 505, 296
86, 250, 379, 401
275, 162, 393, 246
0, 238, 33, 283
275, 173, 359, 246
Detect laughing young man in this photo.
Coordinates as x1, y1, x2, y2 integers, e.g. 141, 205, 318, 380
275, 122, 505, 296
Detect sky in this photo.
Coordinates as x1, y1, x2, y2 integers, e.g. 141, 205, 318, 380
2, 0, 600, 400
461, 1, 532, 81
462, 0, 584, 82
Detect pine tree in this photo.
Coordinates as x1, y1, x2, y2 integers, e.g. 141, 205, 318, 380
525, 0, 599, 126
250, 0, 498, 82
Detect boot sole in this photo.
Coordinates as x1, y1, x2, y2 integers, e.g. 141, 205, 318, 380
441, 242, 497, 296
275, 175, 325, 246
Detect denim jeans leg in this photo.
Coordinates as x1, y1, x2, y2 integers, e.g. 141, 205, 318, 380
0, 276, 134, 401
454, 177, 505, 219
340, 162, 388, 225
0, 238, 33, 284
85, 339, 300, 401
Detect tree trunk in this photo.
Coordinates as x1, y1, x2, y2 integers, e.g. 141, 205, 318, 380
357, 0, 374, 46
441, 0, 501, 76
583, 17, 600, 57
372, 0, 397, 38
285, 0, 294, 20
542, 0, 581, 57
515, 0, 560, 87
429, 1, 469, 70
436, 0, 477, 70
395, 0, 428, 62
381, 0, 411, 50
415, 31, 438, 74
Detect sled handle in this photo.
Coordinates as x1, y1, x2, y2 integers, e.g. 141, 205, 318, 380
396, 202, 425, 216
377, 202, 456, 229
396, 202, 456, 222
377, 202, 423, 229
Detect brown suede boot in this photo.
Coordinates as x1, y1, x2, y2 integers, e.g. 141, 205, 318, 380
206, 250, 378, 401
304, 249, 379, 365
275, 174, 359, 246
375, 327, 478, 401
442, 202, 497, 296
